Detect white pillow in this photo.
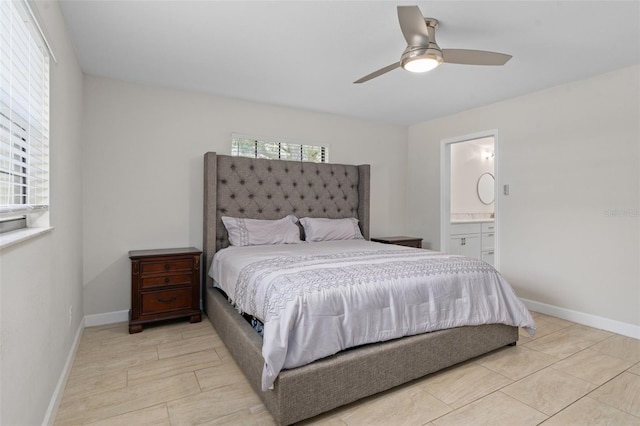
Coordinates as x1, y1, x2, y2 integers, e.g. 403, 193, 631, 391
222, 215, 301, 246
299, 217, 364, 242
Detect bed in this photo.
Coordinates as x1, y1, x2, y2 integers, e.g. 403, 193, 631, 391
202, 152, 534, 425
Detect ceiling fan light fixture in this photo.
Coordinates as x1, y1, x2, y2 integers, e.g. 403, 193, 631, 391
402, 55, 441, 73
401, 46, 443, 73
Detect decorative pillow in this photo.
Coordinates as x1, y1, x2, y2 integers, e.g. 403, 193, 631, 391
222, 215, 301, 246
299, 217, 364, 242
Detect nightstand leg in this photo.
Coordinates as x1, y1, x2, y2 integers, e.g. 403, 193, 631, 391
129, 324, 143, 334
190, 313, 202, 323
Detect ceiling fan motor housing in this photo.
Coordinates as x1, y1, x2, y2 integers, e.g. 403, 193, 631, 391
400, 17, 443, 71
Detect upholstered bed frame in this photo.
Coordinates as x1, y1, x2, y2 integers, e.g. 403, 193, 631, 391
202, 152, 518, 425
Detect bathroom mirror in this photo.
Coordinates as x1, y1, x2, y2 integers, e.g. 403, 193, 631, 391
477, 172, 495, 205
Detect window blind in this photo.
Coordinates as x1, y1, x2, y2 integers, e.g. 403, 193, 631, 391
231, 135, 328, 163
0, 0, 50, 219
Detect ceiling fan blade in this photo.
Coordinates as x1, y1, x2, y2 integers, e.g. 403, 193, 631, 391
397, 6, 429, 46
442, 49, 512, 66
354, 62, 401, 84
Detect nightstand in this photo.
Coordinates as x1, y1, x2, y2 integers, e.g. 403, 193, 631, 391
370, 236, 423, 249
129, 247, 202, 333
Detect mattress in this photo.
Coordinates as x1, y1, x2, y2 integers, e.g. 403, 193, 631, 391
210, 240, 535, 390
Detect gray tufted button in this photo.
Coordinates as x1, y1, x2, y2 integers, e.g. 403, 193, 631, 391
230, 194, 235, 199
285, 168, 289, 173
276, 208, 281, 212
249, 194, 254, 199
258, 209, 263, 213
284, 195, 289, 199
276, 181, 281, 186
249, 165, 254, 171
221, 179, 227, 184
230, 164, 236, 170
268, 166, 272, 172
308, 208, 312, 213
315, 195, 319, 200
239, 208, 245, 213
258, 180, 263, 185
330, 195, 334, 200
300, 195, 304, 199
267, 194, 272, 199
308, 183, 313, 187
240, 179, 245, 185
293, 182, 297, 187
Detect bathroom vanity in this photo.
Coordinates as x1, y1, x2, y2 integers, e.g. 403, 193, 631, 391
449, 220, 495, 266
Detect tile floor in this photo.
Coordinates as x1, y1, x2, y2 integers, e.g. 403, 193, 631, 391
54, 312, 640, 425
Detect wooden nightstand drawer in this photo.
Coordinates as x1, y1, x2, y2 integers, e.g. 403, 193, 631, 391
141, 288, 192, 315
371, 236, 423, 249
141, 258, 193, 274
129, 247, 202, 333
141, 273, 192, 289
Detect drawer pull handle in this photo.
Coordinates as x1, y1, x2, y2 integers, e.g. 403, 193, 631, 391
164, 277, 170, 283
487, 233, 494, 237
157, 295, 177, 304
164, 264, 171, 270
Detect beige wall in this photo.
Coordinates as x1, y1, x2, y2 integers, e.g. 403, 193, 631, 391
81, 76, 408, 316
407, 65, 640, 329
0, 1, 84, 424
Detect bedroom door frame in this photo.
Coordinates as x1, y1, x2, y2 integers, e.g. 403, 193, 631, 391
440, 129, 500, 269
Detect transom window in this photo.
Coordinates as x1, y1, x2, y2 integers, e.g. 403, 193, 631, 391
231, 135, 328, 163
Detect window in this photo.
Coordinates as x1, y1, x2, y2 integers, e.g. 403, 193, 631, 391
0, 0, 50, 229
231, 135, 328, 163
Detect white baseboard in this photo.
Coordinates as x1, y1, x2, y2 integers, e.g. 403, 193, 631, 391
84, 309, 129, 327
41, 317, 85, 426
521, 298, 640, 339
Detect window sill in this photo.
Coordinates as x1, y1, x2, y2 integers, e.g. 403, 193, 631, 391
0, 226, 54, 250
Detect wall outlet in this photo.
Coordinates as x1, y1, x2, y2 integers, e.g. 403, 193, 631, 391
68, 305, 73, 327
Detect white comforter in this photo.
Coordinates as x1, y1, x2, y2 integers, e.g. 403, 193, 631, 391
210, 240, 536, 391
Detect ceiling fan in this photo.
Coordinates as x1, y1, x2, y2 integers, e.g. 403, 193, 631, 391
354, 5, 512, 84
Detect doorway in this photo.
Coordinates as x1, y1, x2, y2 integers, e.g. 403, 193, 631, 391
440, 130, 498, 268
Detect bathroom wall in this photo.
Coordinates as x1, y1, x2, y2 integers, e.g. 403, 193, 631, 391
450, 137, 494, 221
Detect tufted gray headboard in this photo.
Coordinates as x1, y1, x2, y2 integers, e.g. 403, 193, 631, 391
203, 152, 370, 289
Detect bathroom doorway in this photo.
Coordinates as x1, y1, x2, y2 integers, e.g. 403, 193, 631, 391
440, 130, 498, 268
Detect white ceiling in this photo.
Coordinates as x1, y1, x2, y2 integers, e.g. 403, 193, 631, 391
58, 1, 640, 126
